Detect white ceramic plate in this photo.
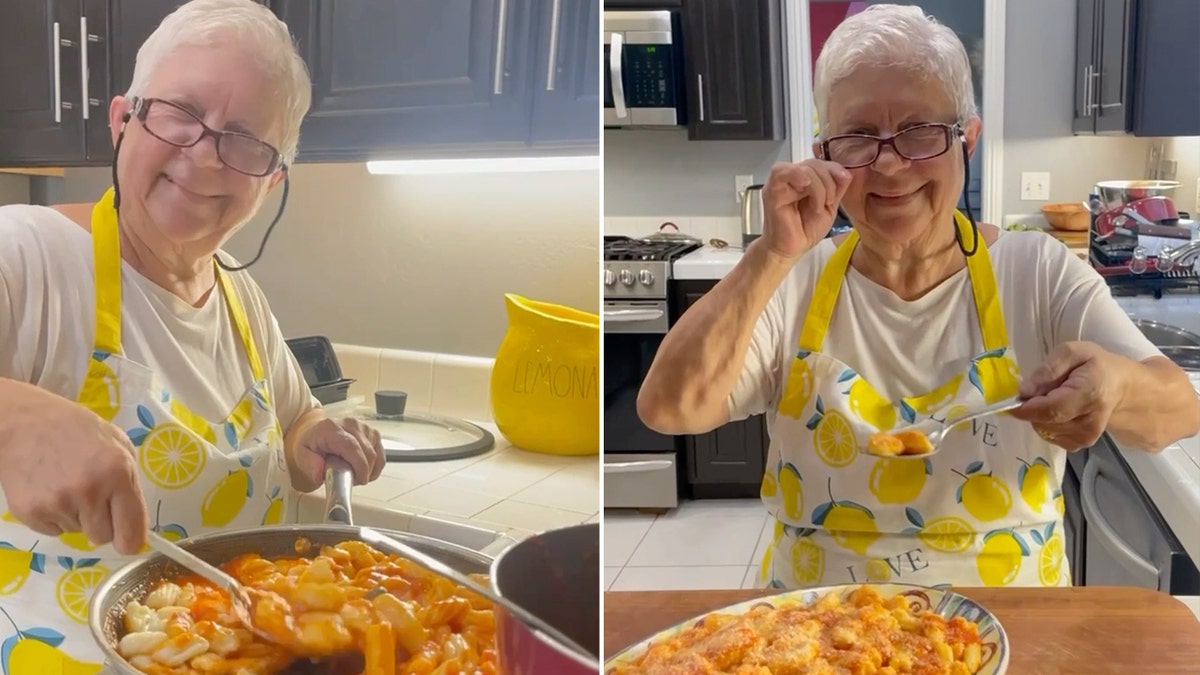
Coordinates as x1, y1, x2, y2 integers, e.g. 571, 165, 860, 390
604, 583, 1010, 674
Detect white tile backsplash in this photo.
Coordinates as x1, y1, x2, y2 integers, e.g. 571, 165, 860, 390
331, 344, 496, 421
431, 353, 495, 421
377, 348, 435, 415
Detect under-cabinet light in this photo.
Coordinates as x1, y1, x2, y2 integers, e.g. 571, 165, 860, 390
366, 155, 599, 175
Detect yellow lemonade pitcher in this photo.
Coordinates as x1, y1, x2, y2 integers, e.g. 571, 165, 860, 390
490, 293, 599, 456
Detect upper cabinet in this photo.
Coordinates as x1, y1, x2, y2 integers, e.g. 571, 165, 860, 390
0, 0, 597, 168
602, 0, 783, 142
681, 0, 783, 141
273, 0, 599, 161
1073, 0, 1200, 137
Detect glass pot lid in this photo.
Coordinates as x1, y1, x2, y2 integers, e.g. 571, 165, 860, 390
367, 390, 495, 462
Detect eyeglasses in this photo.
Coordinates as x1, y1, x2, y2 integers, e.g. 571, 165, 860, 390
819, 122, 962, 169
129, 97, 284, 177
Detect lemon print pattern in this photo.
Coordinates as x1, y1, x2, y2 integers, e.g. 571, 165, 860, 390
78, 353, 120, 422
846, 377, 896, 431
954, 461, 1013, 522
263, 485, 285, 525
201, 454, 256, 527
976, 528, 1029, 586
1018, 457, 1053, 511
902, 508, 974, 554
902, 374, 963, 417
760, 463, 778, 499
0, 608, 103, 675
968, 349, 1021, 404
789, 535, 825, 584
868, 457, 931, 504
777, 463, 804, 521
777, 353, 815, 419
806, 396, 858, 467
55, 558, 106, 624
812, 478, 880, 555
1031, 523, 1065, 586
0, 542, 46, 595
129, 405, 208, 489
150, 501, 189, 542
1, 512, 94, 552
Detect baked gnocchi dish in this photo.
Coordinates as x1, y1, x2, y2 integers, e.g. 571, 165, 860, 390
115, 538, 497, 675
608, 585, 985, 675
867, 429, 935, 457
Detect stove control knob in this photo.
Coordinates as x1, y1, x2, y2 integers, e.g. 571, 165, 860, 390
603, 269, 616, 286
619, 269, 635, 286
638, 270, 655, 286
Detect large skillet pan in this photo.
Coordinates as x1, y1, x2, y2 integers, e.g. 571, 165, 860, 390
89, 465, 493, 674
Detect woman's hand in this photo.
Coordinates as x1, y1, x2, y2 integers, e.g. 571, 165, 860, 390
292, 416, 385, 487
0, 381, 149, 555
1010, 342, 1128, 451
761, 159, 854, 260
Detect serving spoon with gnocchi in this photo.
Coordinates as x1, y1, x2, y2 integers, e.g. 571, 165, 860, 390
862, 395, 1025, 458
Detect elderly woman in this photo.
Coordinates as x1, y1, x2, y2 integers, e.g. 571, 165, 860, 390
0, 0, 383, 664
639, 4, 1198, 590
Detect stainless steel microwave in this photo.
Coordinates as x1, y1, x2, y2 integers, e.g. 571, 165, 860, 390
603, 10, 687, 128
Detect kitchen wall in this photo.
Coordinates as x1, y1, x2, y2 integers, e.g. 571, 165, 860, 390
1001, 0, 1157, 217
36, 164, 600, 358
0, 174, 29, 205
1170, 136, 1200, 215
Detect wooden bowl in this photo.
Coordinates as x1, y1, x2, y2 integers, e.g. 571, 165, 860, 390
1041, 202, 1090, 231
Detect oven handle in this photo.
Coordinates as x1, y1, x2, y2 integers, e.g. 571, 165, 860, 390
603, 308, 664, 322
605, 460, 673, 474
609, 32, 628, 119
1080, 454, 1160, 579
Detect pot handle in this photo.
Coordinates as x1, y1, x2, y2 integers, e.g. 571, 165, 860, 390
323, 456, 355, 525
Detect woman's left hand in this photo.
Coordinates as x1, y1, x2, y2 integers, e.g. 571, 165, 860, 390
294, 416, 385, 486
1009, 341, 1129, 451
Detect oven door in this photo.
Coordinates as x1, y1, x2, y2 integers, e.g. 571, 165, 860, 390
603, 11, 685, 128
603, 300, 680, 509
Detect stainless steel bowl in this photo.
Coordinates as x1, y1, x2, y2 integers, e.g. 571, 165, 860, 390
1095, 180, 1180, 210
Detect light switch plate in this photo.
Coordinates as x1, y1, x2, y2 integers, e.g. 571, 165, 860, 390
1021, 172, 1051, 201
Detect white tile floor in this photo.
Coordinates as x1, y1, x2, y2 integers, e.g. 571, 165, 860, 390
604, 498, 774, 592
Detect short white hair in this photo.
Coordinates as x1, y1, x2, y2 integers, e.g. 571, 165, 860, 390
125, 0, 312, 165
813, 4, 976, 137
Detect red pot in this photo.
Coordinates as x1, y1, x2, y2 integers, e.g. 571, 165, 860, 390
491, 523, 600, 674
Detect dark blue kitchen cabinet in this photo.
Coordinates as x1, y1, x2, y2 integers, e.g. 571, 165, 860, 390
1073, 0, 1200, 137
274, 0, 599, 162
530, 0, 601, 147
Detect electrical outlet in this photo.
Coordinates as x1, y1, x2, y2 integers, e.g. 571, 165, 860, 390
735, 174, 754, 203
1020, 172, 1051, 201
1159, 159, 1178, 181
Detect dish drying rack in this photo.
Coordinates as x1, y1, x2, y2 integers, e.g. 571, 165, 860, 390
1090, 240, 1200, 298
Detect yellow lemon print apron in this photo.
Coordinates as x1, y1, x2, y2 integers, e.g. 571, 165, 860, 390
0, 187, 292, 672
759, 211, 1069, 590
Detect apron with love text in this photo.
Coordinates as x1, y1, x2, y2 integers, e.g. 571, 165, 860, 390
758, 211, 1069, 590
0, 187, 292, 672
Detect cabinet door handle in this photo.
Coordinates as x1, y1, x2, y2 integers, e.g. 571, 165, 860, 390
492, 0, 509, 95
545, 0, 562, 91
1082, 65, 1092, 116
80, 16, 91, 120
52, 21, 63, 123
1080, 454, 1160, 580
697, 73, 705, 122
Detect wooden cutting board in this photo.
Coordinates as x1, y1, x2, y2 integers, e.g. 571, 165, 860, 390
604, 586, 1200, 673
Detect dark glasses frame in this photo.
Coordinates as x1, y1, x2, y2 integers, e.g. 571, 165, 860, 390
129, 96, 284, 177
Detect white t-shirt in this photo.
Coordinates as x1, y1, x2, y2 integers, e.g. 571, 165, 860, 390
730, 230, 1161, 421
0, 204, 317, 432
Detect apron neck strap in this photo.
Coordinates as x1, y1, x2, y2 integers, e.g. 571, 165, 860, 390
798, 210, 1009, 353
89, 187, 266, 381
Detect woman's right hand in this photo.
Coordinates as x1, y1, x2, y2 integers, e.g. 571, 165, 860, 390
760, 159, 854, 260
0, 382, 149, 555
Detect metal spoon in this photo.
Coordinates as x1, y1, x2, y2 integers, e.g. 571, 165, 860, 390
862, 395, 1025, 458
145, 531, 275, 642
322, 457, 595, 661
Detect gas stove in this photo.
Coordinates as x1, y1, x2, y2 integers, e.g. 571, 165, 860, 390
603, 235, 702, 300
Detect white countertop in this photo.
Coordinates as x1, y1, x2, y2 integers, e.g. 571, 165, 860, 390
289, 409, 598, 555
1179, 595, 1200, 622
673, 246, 745, 280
